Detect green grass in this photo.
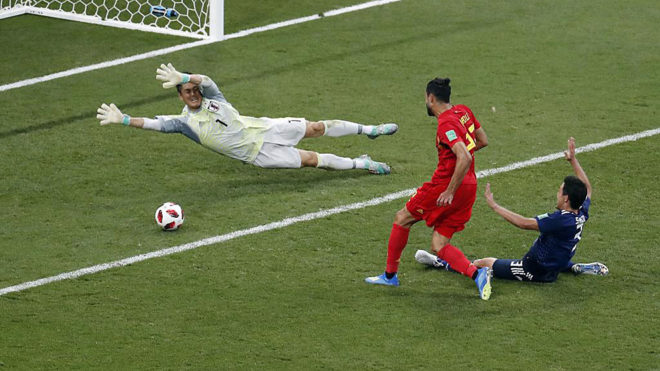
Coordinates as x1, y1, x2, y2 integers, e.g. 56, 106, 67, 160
1, 0, 659, 369
0, 0, 372, 85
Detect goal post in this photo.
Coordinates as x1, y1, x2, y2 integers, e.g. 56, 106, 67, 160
0, 0, 224, 40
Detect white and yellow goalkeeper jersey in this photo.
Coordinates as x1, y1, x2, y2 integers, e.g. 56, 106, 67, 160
156, 76, 270, 163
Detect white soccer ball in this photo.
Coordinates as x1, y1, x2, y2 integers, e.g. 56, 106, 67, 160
155, 202, 184, 231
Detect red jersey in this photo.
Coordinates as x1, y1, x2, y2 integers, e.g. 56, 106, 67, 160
431, 104, 481, 185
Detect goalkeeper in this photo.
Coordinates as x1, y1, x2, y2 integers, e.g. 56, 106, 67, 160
96, 63, 398, 174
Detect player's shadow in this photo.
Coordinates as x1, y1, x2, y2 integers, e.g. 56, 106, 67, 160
221, 166, 369, 190
0, 92, 172, 139
0, 18, 495, 139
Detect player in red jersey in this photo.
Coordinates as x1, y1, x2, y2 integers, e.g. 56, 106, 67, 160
365, 77, 493, 300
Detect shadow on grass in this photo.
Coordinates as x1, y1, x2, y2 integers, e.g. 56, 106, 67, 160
0, 92, 173, 139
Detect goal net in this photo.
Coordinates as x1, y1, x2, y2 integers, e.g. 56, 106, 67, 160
0, 0, 224, 39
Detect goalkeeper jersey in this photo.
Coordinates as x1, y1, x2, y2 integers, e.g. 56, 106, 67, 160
156, 76, 270, 163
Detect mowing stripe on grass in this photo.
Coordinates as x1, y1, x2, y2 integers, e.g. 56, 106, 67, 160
1, 127, 658, 296
0, 0, 402, 93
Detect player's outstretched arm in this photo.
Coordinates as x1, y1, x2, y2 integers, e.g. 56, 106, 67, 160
156, 63, 228, 102
96, 103, 162, 131
564, 137, 592, 198
484, 183, 539, 230
156, 63, 203, 88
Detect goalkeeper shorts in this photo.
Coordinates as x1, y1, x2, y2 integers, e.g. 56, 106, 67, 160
252, 117, 306, 168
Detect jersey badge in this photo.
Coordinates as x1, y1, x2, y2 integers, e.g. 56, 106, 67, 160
537, 213, 550, 220
445, 130, 457, 141
205, 100, 220, 113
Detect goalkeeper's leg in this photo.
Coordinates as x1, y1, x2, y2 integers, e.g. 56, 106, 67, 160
299, 150, 390, 174
305, 120, 398, 139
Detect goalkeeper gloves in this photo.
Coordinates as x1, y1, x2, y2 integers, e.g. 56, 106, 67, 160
156, 63, 190, 89
96, 103, 130, 126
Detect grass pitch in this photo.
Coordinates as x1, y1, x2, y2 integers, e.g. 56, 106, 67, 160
1, 0, 658, 369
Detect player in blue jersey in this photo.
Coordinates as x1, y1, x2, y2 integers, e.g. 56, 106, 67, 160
471, 138, 608, 282
96, 63, 397, 174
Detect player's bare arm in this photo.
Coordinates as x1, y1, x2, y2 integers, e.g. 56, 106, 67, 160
484, 183, 539, 230
564, 137, 592, 198
437, 141, 472, 206
474, 127, 488, 151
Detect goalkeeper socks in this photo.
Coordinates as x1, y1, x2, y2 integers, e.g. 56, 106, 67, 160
322, 120, 365, 137
353, 157, 368, 169
386, 223, 410, 274
316, 153, 354, 170
437, 244, 477, 278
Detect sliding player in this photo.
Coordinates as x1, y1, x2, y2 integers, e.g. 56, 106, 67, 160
365, 77, 493, 300
96, 63, 397, 174
472, 137, 608, 283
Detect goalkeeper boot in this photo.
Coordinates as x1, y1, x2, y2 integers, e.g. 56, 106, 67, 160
367, 123, 398, 139
414, 250, 451, 271
475, 267, 492, 300
571, 262, 609, 276
356, 154, 391, 175
365, 272, 400, 286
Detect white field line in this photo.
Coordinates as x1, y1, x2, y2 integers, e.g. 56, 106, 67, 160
1, 127, 658, 297
0, 0, 401, 93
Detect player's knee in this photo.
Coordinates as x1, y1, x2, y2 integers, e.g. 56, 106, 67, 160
474, 258, 495, 268
304, 121, 325, 138
393, 208, 415, 227
299, 150, 318, 167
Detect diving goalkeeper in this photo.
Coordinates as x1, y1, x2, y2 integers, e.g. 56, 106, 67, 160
96, 63, 398, 174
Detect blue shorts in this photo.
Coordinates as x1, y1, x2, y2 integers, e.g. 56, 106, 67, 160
492, 255, 559, 283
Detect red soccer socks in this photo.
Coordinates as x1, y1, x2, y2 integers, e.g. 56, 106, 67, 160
385, 223, 410, 274
437, 244, 478, 278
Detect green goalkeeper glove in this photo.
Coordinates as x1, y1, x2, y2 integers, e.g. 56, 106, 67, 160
156, 63, 190, 89
97, 103, 130, 126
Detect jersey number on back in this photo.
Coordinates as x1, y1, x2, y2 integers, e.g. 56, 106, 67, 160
572, 217, 585, 253
465, 123, 476, 151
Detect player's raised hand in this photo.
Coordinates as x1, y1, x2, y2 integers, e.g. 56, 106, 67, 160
156, 63, 189, 89
96, 103, 125, 125
484, 183, 497, 208
564, 137, 576, 161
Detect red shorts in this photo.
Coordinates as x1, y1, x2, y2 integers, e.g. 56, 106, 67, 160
405, 182, 477, 239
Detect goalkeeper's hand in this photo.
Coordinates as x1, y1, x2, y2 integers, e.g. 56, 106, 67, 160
96, 103, 128, 125
156, 63, 190, 89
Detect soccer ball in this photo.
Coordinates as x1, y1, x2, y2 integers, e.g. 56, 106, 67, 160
155, 202, 184, 231
150, 5, 179, 18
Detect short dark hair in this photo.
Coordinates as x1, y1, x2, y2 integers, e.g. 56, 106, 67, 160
176, 71, 194, 93
563, 175, 587, 209
426, 77, 451, 103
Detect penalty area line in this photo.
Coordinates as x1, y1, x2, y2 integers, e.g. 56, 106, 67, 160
1, 127, 658, 297
0, 0, 402, 93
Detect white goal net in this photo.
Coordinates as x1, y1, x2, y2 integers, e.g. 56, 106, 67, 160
0, 0, 224, 39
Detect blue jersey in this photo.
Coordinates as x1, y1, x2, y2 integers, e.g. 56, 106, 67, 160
528, 198, 590, 271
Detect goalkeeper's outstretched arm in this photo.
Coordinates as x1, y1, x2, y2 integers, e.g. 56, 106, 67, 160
156, 63, 203, 88
96, 103, 162, 131
156, 62, 227, 102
